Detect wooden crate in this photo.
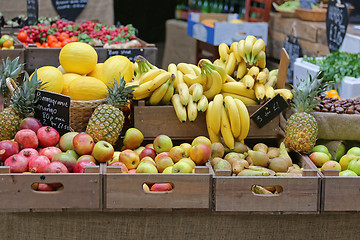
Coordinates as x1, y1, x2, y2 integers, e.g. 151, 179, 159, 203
0, 166, 102, 212
133, 100, 283, 140
212, 153, 321, 212
103, 164, 212, 210
0, 35, 25, 65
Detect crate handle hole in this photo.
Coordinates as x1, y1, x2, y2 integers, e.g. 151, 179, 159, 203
251, 185, 283, 196
142, 182, 174, 193
31, 182, 64, 192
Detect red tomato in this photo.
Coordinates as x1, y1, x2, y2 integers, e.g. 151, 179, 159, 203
47, 35, 57, 42
17, 32, 28, 42
69, 36, 78, 42
58, 32, 69, 42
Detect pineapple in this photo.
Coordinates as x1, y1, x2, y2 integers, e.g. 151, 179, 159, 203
0, 70, 43, 141
86, 75, 136, 145
284, 72, 326, 154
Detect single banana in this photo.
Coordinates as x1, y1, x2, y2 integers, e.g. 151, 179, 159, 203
225, 74, 237, 83
243, 75, 255, 89
175, 70, 185, 88
177, 82, 190, 106
237, 39, 246, 62
222, 82, 257, 100
265, 75, 277, 87
213, 58, 226, 68
172, 94, 187, 122
148, 78, 171, 105
187, 95, 198, 122
224, 96, 241, 138
209, 94, 223, 133
234, 98, 250, 141
244, 35, 257, 63
168, 63, 178, 75
132, 80, 154, 98
262, 67, 269, 77
256, 71, 267, 84
252, 185, 273, 194
218, 43, 230, 62
254, 82, 265, 102
268, 69, 279, 79
177, 63, 196, 75
147, 71, 172, 92
230, 41, 238, 53
255, 50, 266, 69
133, 62, 138, 72
248, 66, 260, 79
188, 63, 201, 76
221, 92, 258, 105
203, 70, 213, 91
189, 83, 203, 102
160, 75, 175, 105
201, 60, 227, 83
251, 38, 265, 62
231, 41, 242, 63
220, 105, 235, 150
236, 60, 247, 80
224, 52, 236, 75
264, 85, 276, 100
132, 91, 152, 100
183, 73, 206, 86
238, 169, 270, 176
203, 67, 223, 100
206, 102, 222, 143
274, 89, 293, 100
139, 68, 164, 85
197, 95, 209, 112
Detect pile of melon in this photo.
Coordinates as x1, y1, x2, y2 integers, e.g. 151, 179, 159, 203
30, 42, 134, 100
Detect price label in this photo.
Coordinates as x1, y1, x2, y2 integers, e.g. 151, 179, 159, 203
34, 90, 71, 136
51, 0, 88, 21
107, 48, 144, 62
27, 0, 38, 25
326, 0, 349, 52
250, 94, 289, 128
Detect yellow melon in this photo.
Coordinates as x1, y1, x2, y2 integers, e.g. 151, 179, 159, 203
61, 73, 81, 95
66, 76, 107, 100
102, 55, 134, 85
59, 42, 98, 75
87, 63, 105, 83
30, 66, 64, 93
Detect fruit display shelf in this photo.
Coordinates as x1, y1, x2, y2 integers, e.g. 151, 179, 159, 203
211, 150, 321, 213
0, 165, 102, 211
133, 100, 283, 141
103, 163, 212, 210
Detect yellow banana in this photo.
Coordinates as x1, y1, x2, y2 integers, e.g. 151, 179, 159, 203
188, 63, 201, 76
225, 52, 236, 75
218, 43, 230, 62
175, 70, 185, 88
251, 38, 265, 63
147, 72, 172, 92
221, 82, 256, 100
237, 40, 246, 62
265, 75, 277, 87
213, 58, 226, 68
244, 35, 257, 63
225, 74, 237, 83
203, 70, 213, 91
274, 89, 293, 100
149, 78, 171, 105
256, 71, 267, 84
183, 73, 206, 86
160, 75, 175, 105
262, 68, 269, 77
264, 85, 276, 100
236, 60, 247, 80
132, 80, 154, 98
187, 95, 198, 122
203, 68, 223, 100
177, 63, 196, 75
231, 41, 242, 63
177, 82, 190, 106
201, 60, 227, 83
268, 69, 279, 79
197, 95, 209, 112
168, 63, 178, 75
209, 94, 223, 133
133, 62, 138, 72
248, 66, 260, 79
230, 41, 238, 53
243, 75, 255, 89
221, 92, 258, 105
254, 82, 265, 101
221, 105, 235, 150
126, 80, 139, 88
172, 94, 187, 122
206, 102, 222, 143
132, 91, 152, 100
234, 98, 250, 141
139, 68, 164, 85
255, 50, 266, 68
252, 185, 273, 195
224, 96, 241, 138
189, 83, 203, 102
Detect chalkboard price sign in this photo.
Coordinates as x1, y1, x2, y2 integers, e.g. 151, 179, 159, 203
34, 90, 71, 136
326, 0, 349, 52
250, 94, 289, 128
27, 0, 39, 25
107, 48, 144, 62
51, 0, 88, 21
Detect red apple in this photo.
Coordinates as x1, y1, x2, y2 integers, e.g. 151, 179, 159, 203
91, 141, 114, 163
19, 117, 42, 134
37, 126, 60, 147
169, 146, 188, 163
0, 140, 19, 162
145, 143, 154, 150
139, 147, 156, 160
119, 150, 139, 170
189, 143, 211, 166
14, 129, 39, 149
73, 160, 96, 173
36, 183, 54, 191
109, 161, 128, 173
59, 132, 78, 151
73, 133, 95, 155
39, 147, 62, 161
150, 183, 173, 191
154, 152, 170, 163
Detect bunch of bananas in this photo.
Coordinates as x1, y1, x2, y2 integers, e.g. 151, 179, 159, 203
206, 94, 250, 149
132, 55, 158, 83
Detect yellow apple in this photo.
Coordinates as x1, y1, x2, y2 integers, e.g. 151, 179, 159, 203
136, 162, 158, 173
178, 158, 196, 169
154, 152, 170, 163
169, 146, 188, 163
153, 134, 173, 153
156, 156, 174, 173
134, 146, 145, 156
180, 143, 192, 156
172, 161, 193, 173
123, 128, 144, 150
142, 183, 150, 191
162, 166, 173, 173
119, 149, 140, 169
140, 156, 156, 167
107, 151, 120, 165
191, 136, 211, 149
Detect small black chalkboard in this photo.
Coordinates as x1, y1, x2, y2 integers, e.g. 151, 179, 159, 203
326, 0, 349, 52
250, 94, 289, 128
284, 36, 301, 83
34, 89, 71, 136
27, 0, 38, 25
51, 0, 88, 21
107, 48, 144, 62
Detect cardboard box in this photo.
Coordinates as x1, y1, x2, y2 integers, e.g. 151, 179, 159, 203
187, 13, 268, 46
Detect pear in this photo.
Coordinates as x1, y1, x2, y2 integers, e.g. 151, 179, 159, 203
233, 142, 249, 153
211, 157, 223, 167
238, 169, 270, 176
253, 143, 268, 153
224, 152, 245, 165
269, 157, 289, 173
279, 142, 293, 167
267, 147, 280, 159
214, 159, 232, 172
211, 142, 225, 159
248, 150, 269, 167
232, 159, 249, 174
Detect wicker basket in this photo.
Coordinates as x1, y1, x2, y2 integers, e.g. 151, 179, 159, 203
70, 98, 107, 132
295, 7, 327, 22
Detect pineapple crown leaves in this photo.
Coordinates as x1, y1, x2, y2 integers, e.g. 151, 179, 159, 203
107, 74, 137, 108
290, 71, 327, 113
0, 56, 25, 97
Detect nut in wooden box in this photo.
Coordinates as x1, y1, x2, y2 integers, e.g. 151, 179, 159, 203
0, 166, 102, 211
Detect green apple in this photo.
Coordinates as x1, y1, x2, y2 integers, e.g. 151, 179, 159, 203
347, 158, 360, 175
66, 149, 79, 160
92, 141, 114, 163
339, 169, 357, 177
339, 154, 357, 171
336, 143, 346, 161
347, 147, 360, 156
311, 145, 329, 154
